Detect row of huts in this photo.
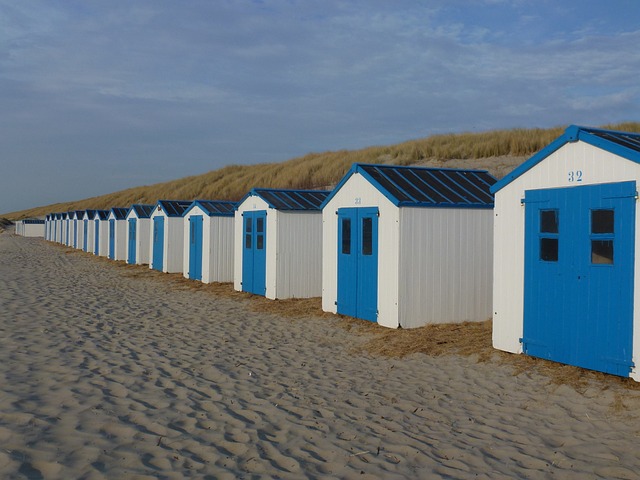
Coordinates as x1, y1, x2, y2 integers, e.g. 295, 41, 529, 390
31, 125, 640, 381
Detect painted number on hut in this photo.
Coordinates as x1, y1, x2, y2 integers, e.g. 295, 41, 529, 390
568, 170, 583, 182
354, 197, 362, 205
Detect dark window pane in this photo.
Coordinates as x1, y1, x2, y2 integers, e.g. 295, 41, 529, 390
245, 218, 252, 233
362, 217, 373, 255
257, 234, 264, 250
341, 218, 351, 254
592, 240, 614, 264
592, 209, 614, 234
540, 238, 558, 262
540, 210, 558, 233
245, 233, 251, 249
257, 217, 264, 233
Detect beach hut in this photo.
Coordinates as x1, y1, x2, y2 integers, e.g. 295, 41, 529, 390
234, 188, 330, 299
44, 215, 50, 240
492, 125, 640, 380
52, 213, 61, 243
107, 208, 128, 261
72, 210, 85, 249
18, 219, 45, 237
63, 212, 72, 246
182, 200, 237, 283
149, 200, 191, 273
321, 163, 496, 328
82, 210, 97, 252
126, 204, 154, 265
94, 210, 110, 256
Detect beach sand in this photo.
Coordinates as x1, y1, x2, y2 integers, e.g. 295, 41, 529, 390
2, 230, 640, 479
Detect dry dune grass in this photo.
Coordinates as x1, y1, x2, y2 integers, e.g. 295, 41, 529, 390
8, 122, 640, 220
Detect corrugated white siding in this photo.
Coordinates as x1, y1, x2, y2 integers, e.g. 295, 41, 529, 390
136, 218, 151, 265
165, 217, 184, 273
399, 207, 493, 328
75, 219, 84, 249
208, 216, 234, 283
234, 196, 271, 292
493, 140, 640, 381
274, 211, 323, 299
97, 220, 109, 256
322, 172, 400, 328
84, 219, 94, 252
107, 215, 127, 261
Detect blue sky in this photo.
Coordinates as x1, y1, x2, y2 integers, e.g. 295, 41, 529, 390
1, 0, 639, 213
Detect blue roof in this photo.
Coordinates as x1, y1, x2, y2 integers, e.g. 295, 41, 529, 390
83, 210, 97, 220
323, 163, 496, 209
96, 210, 110, 220
157, 200, 192, 217
238, 188, 330, 211
109, 207, 128, 220
184, 200, 237, 217
492, 125, 640, 193
128, 204, 155, 218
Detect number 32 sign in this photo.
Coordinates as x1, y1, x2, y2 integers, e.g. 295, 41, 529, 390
568, 170, 583, 182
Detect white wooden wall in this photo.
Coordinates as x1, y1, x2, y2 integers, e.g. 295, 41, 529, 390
493, 140, 640, 381
398, 207, 493, 328
274, 211, 323, 299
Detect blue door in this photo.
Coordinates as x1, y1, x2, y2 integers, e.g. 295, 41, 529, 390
337, 207, 379, 322
108, 219, 116, 259
152, 216, 165, 271
128, 218, 137, 264
83, 220, 88, 251
523, 181, 635, 377
189, 215, 204, 281
94, 220, 100, 254
242, 211, 267, 295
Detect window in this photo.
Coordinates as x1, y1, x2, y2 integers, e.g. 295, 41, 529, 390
257, 217, 264, 233
539, 210, 559, 262
257, 234, 264, 250
591, 209, 614, 265
245, 217, 252, 249
362, 217, 373, 255
341, 218, 351, 254
540, 210, 558, 233
592, 209, 614, 234
591, 240, 613, 264
540, 238, 559, 261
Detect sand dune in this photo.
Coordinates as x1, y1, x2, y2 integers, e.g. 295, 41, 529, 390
2, 231, 640, 479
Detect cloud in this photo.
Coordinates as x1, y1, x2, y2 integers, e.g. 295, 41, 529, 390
1, 0, 639, 212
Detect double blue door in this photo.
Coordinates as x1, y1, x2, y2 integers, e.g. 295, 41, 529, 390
83, 220, 88, 251
94, 220, 100, 254
242, 211, 267, 295
108, 220, 116, 259
152, 216, 164, 271
189, 215, 203, 281
523, 181, 635, 377
128, 218, 137, 264
337, 207, 379, 322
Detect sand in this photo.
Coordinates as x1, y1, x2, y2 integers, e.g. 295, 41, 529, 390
2, 231, 640, 479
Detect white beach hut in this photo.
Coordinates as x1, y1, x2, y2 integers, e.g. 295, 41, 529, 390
149, 200, 191, 273
72, 210, 85, 249
182, 200, 237, 283
63, 212, 73, 246
492, 125, 640, 380
52, 213, 62, 243
126, 204, 154, 265
322, 163, 496, 328
94, 210, 110, 256
82, 210, 97, 252
234, 188, 330, 299
17, 219, 45, 237
107, 207, 128, 261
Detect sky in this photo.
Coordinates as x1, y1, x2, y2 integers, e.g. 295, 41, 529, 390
1, 0, 639, 213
